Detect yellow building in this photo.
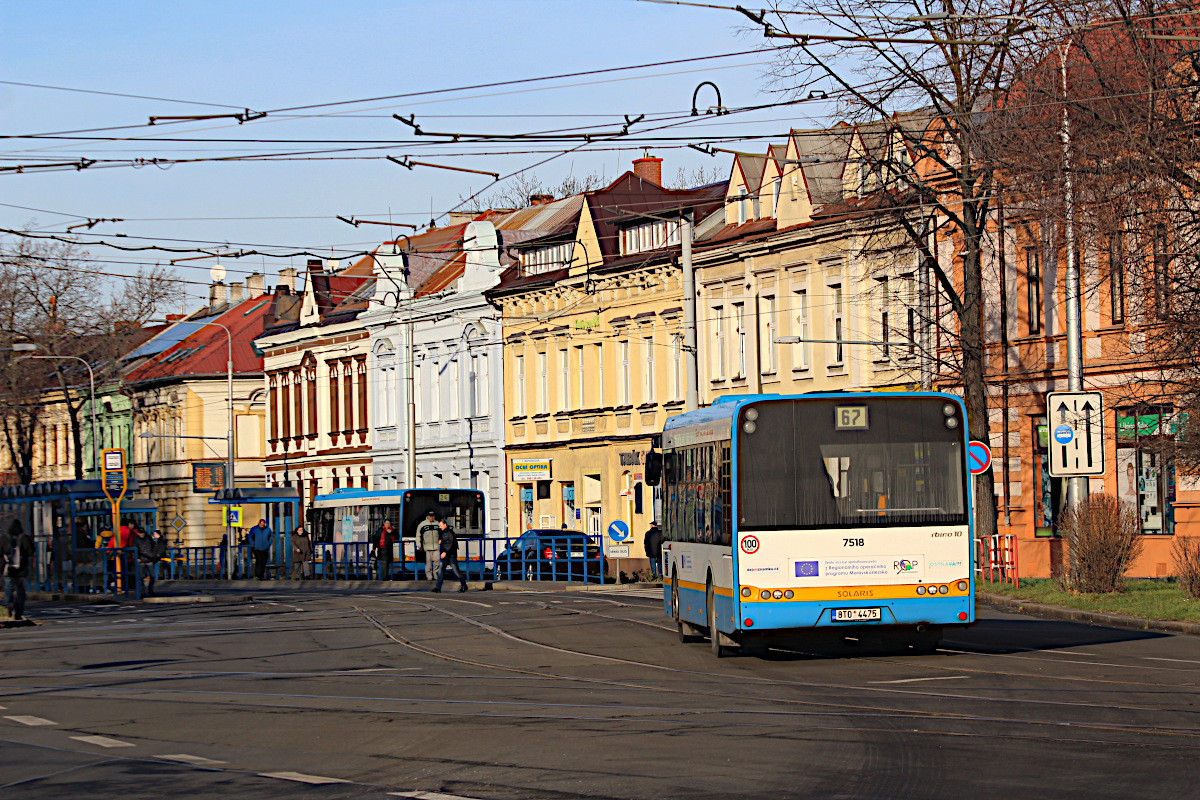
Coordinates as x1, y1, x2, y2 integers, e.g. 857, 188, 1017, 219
486, 160, 731, 571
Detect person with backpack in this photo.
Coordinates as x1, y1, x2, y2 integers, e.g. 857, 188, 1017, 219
1, 519, 35, 621
376, 519, 397, 580
432, 518, 468, 594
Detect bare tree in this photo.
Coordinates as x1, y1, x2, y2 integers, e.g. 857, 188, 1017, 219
749, 0, 1062, 542
462, 168, 609, 210
0, 232, 183, 480
668, 164, 726, 190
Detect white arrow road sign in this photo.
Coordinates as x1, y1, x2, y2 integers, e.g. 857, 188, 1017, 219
1046, 391, 1105, 477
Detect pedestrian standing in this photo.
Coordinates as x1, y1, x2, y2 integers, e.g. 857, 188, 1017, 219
644, 521, 663, 580
135, 529, 166, 597
376, 519, 397, 581
247, 518, 274, 580
1, 519, 35, 621
417, 510, 441, 580
291, 526, 313, 580
432, 518, 468, 594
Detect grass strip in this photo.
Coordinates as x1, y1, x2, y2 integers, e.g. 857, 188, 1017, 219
981, 577, 1200, 624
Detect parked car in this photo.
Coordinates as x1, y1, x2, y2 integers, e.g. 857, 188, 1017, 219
492, 530, 604, 581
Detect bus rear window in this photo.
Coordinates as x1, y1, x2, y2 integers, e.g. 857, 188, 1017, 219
737, 399, 966, 530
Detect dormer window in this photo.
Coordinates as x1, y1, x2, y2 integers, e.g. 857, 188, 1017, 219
857, 160, 870, 197
520, 242, 574, 276
619, 219, 681, 256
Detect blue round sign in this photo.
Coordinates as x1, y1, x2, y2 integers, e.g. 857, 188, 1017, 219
1053, 424, 1074, 445
607, 520, 630, 542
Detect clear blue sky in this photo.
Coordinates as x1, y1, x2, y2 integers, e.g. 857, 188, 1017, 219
1, 1, 820, 307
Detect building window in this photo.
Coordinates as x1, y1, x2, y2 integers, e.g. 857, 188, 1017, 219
559, 349, 569, 411
596, 343, 605, 407
430, 361, 441, 422
342, 362, 354, 433
793, 288, 810, 370
1153, 223, 1170, 319
736, 191, 747, 225
903, 273, 917, 358
830, 284, 845, 365
306, 368, 318, 435
575, 346, 585, 410
538, 351, 548, 414
1026, 248, 1042, 335
619, 340, 631, 405
671, 335, 683, 400
771, 177, 781, 218
643, 335, 655, 403
514, 354, 525, 417
357, 360, 368, 431
733, 303, 747, 378
877, 276, 890, 360
471, 354, 489, 417
1109, 231, 1126, 325
713, 305, 726, 379
759, 295, 776, 374
414, 360, 424, 422
447, 359, 459, 420
521, 242, 574, 276
619, 219, 681, 256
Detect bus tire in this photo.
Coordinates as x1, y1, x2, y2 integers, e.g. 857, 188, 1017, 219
707, 580, 729, 658
673, 572, 701, 643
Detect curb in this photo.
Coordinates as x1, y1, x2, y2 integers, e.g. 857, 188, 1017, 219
978, 591, 1200, 637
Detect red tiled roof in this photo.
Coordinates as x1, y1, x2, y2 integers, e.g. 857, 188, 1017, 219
126, 296, 271, 384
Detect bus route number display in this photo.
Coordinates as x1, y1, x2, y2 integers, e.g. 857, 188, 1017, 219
835, 406, 869, 430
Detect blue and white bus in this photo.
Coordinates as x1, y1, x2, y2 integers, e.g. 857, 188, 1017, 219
647, 392, 973, 657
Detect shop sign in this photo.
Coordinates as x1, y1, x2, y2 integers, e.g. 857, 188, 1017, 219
511, 458, 552, 482
619, 451, 644, 466
1117, 412, 1185, 441
574, 315, 600, 331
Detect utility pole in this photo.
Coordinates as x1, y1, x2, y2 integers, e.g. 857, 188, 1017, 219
681, 210, 699, 411
403, 301, 417, 491
1059, 40, 1088, 510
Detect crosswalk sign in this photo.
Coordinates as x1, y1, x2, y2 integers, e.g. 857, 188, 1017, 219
227, 506, 243, 526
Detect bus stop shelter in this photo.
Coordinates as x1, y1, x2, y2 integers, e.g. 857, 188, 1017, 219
210, 486, 301, 573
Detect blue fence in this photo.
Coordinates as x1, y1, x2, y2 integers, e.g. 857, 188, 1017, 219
26, 534, 610, 598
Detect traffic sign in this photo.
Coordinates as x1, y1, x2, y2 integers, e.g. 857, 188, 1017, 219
227, 506, 243, 527
967, 441, 992, 475
101, 448, 127, 540
607, 520, 630, 542
606, 545, 630, 558
1046, 391, 1105, 477
170, 515, 187, 532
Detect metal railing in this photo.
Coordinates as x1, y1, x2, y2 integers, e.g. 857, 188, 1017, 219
27, 534, 610, 598
980, 533, 1020, 588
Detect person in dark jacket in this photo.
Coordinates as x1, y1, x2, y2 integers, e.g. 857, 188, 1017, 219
135, 529, 167, 597
247, 519, 274, 580
376, 519, 397, 581
644, 522, 663, 579
1, 519, 35, 621
432, 519, 468, 593
291, 526, 314, 580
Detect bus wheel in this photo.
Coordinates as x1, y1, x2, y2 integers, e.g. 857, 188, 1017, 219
673, 573, 702, 643
707, 580, 729, 658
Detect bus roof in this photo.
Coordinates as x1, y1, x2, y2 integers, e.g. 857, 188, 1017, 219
663, 391, 964, 433
312, 488, 482, 506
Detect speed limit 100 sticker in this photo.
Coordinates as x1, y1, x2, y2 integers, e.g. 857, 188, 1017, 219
740, 535, 760, 555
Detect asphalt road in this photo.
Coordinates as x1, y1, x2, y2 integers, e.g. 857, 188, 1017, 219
1, 585, 1198, 799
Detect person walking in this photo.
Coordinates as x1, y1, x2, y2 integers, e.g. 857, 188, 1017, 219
134, 529, 166, 597
291, 526, 313, 580
247, 518, 274, 580
376, 519, 397, 581
644, 521, 663, 580
1, 519, 35, 621
432, 518, 468, 593
417, 510, 441, 580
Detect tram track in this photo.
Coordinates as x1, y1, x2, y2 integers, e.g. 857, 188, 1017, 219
353, 600, 1200, 744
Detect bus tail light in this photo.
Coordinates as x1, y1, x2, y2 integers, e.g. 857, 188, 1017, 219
744, 618, 754, 627
958, 612, 968, 621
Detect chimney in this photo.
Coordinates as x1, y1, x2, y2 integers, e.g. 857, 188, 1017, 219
306, 258, 323, 273
246, 272, 264, 295
279, 268, 297, 291
165, 313, 186, 322
229, 281, 244, 304
529, 193, 554, 206
209, 281, 227, 307
632, 156, 663, 186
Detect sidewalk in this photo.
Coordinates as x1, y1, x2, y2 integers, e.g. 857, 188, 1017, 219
979, 591, 1200, 637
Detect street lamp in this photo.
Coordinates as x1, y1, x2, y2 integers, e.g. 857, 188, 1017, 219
9, 344, 99, 477
151, 318, 236, 577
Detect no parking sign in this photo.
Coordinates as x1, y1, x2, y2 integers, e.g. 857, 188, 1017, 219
967, 441, 992, 474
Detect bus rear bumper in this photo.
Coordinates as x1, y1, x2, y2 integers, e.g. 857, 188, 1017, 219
737, 595, 975, 631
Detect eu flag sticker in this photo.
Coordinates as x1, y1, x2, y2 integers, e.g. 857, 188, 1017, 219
795, 560, 820, 577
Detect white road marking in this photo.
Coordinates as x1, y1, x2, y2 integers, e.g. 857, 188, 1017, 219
435, 598, 493, 608
4, 715, 57, 726
155, 754, 227, 765
390, 792, 490, 800
1145, 657, 1200, 665
70, 734, 135, 748
868, 675, 971, 684
260, 771, 350, 785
